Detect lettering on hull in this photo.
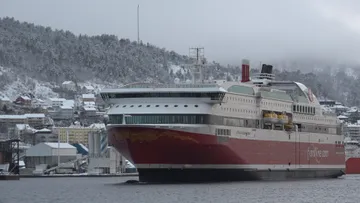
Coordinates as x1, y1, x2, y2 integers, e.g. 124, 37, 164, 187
307, 145, 329, 164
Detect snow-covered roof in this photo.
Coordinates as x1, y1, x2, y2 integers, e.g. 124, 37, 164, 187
63, 99, 74, 107
0, 93, 10, 101
82, 94, 95, 99
62, 81, 74, 85
19, 96, 31, 100
44, 142, 76, 149
60, 106, 73, 110
338, 115, 348, 119
25, 113, 45, 118
0, 115, 27, 119
89, 123, 106, 129
85, 85, 94, 90
49, 98, 66, 102
36, 128, 52, 133
84, 106, 96, 111
331, 105, 347, 109
34, 99, 45, 103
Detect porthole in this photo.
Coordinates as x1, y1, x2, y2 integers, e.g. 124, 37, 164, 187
165, 105, 168, 107
195, 105, 198, 107
155, 105, 159, 107
146, 105, 150, 107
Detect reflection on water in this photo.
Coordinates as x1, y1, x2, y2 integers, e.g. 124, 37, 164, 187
0, 175, 359, 203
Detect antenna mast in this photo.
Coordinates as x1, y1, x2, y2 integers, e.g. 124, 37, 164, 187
137, 5, 140, 44
189, 47, 205, 84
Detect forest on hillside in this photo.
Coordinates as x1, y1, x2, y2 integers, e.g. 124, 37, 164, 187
1, 17, 360, 106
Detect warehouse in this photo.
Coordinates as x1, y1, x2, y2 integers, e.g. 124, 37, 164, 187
24, 142, 77, 168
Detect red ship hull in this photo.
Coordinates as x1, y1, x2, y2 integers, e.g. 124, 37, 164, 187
346, 158, 360, 174
108, 126, 345, 183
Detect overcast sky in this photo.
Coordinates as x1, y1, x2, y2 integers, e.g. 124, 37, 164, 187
1, 0, 360, 64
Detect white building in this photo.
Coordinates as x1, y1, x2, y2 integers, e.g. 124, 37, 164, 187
25, 142, 77, 168
62, 81, 76, 91
83, 106, 97, 117
84, 85, 95, 93
47, 98, 66, 107
82, 94, 96, 102
63, 99, 75, 108
0, 92, 11, 106
32, 99, 47, 108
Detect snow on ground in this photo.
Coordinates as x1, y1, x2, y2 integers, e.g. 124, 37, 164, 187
169, 64, 186, 74
0, 66, 9, 76
3, 77, 58, 100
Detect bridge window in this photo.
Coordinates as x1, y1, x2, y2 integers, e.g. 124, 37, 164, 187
108, 114, 208, 124
101, 92, 225, 99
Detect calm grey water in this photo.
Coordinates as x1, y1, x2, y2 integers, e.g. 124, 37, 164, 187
0, 175, 359, 203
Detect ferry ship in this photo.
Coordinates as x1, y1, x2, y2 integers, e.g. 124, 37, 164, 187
100, 50, 345, 182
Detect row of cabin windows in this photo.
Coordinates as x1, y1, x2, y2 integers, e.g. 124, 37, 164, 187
109, 114, 207, 125
107, 114, 339, 134
226, 96, 255, 104
225, 95, 292, 109
293, 105, 315, 115
102, 92, 225, 100
116, 104, 199, 108
261, 101, 291, 109
215, 128, 231, 136
221, 107, 258, 114
295, 115, 334, 124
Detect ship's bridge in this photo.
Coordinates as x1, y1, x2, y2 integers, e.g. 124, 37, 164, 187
266, 81, 320, 105
294, 82, 320, 105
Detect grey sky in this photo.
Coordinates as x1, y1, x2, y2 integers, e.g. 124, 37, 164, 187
1, 0, 360, 64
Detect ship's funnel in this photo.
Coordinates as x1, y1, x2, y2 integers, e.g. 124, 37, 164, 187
261, 64, 273, 74
241, 59, 250, 82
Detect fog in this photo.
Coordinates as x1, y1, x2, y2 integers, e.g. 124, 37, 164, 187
1, 0, 360, 64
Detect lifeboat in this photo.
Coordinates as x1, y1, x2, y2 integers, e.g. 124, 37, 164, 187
271, 112, 279, 123
284, 122, 293, 131
263, 112, 272, 123
263, 112, 278, 123
277, 113, 289, 124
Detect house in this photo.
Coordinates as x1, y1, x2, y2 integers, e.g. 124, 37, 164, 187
25, 114, 46, 127
83, 101, 95, 107
62, 81, 76, 91
14, 96, 31, 106
83, 106, 97, 117
50, 106, 74, 120
0, 115, 27, 123
82, 94, 96, 103
63, 100, 75, 108
0, 93, 11, 107
84, 85, 95, 93
32, 99, 47, 108
47, 98, 66, 107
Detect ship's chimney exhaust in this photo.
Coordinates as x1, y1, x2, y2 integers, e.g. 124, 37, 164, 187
241, 59, 250, 82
